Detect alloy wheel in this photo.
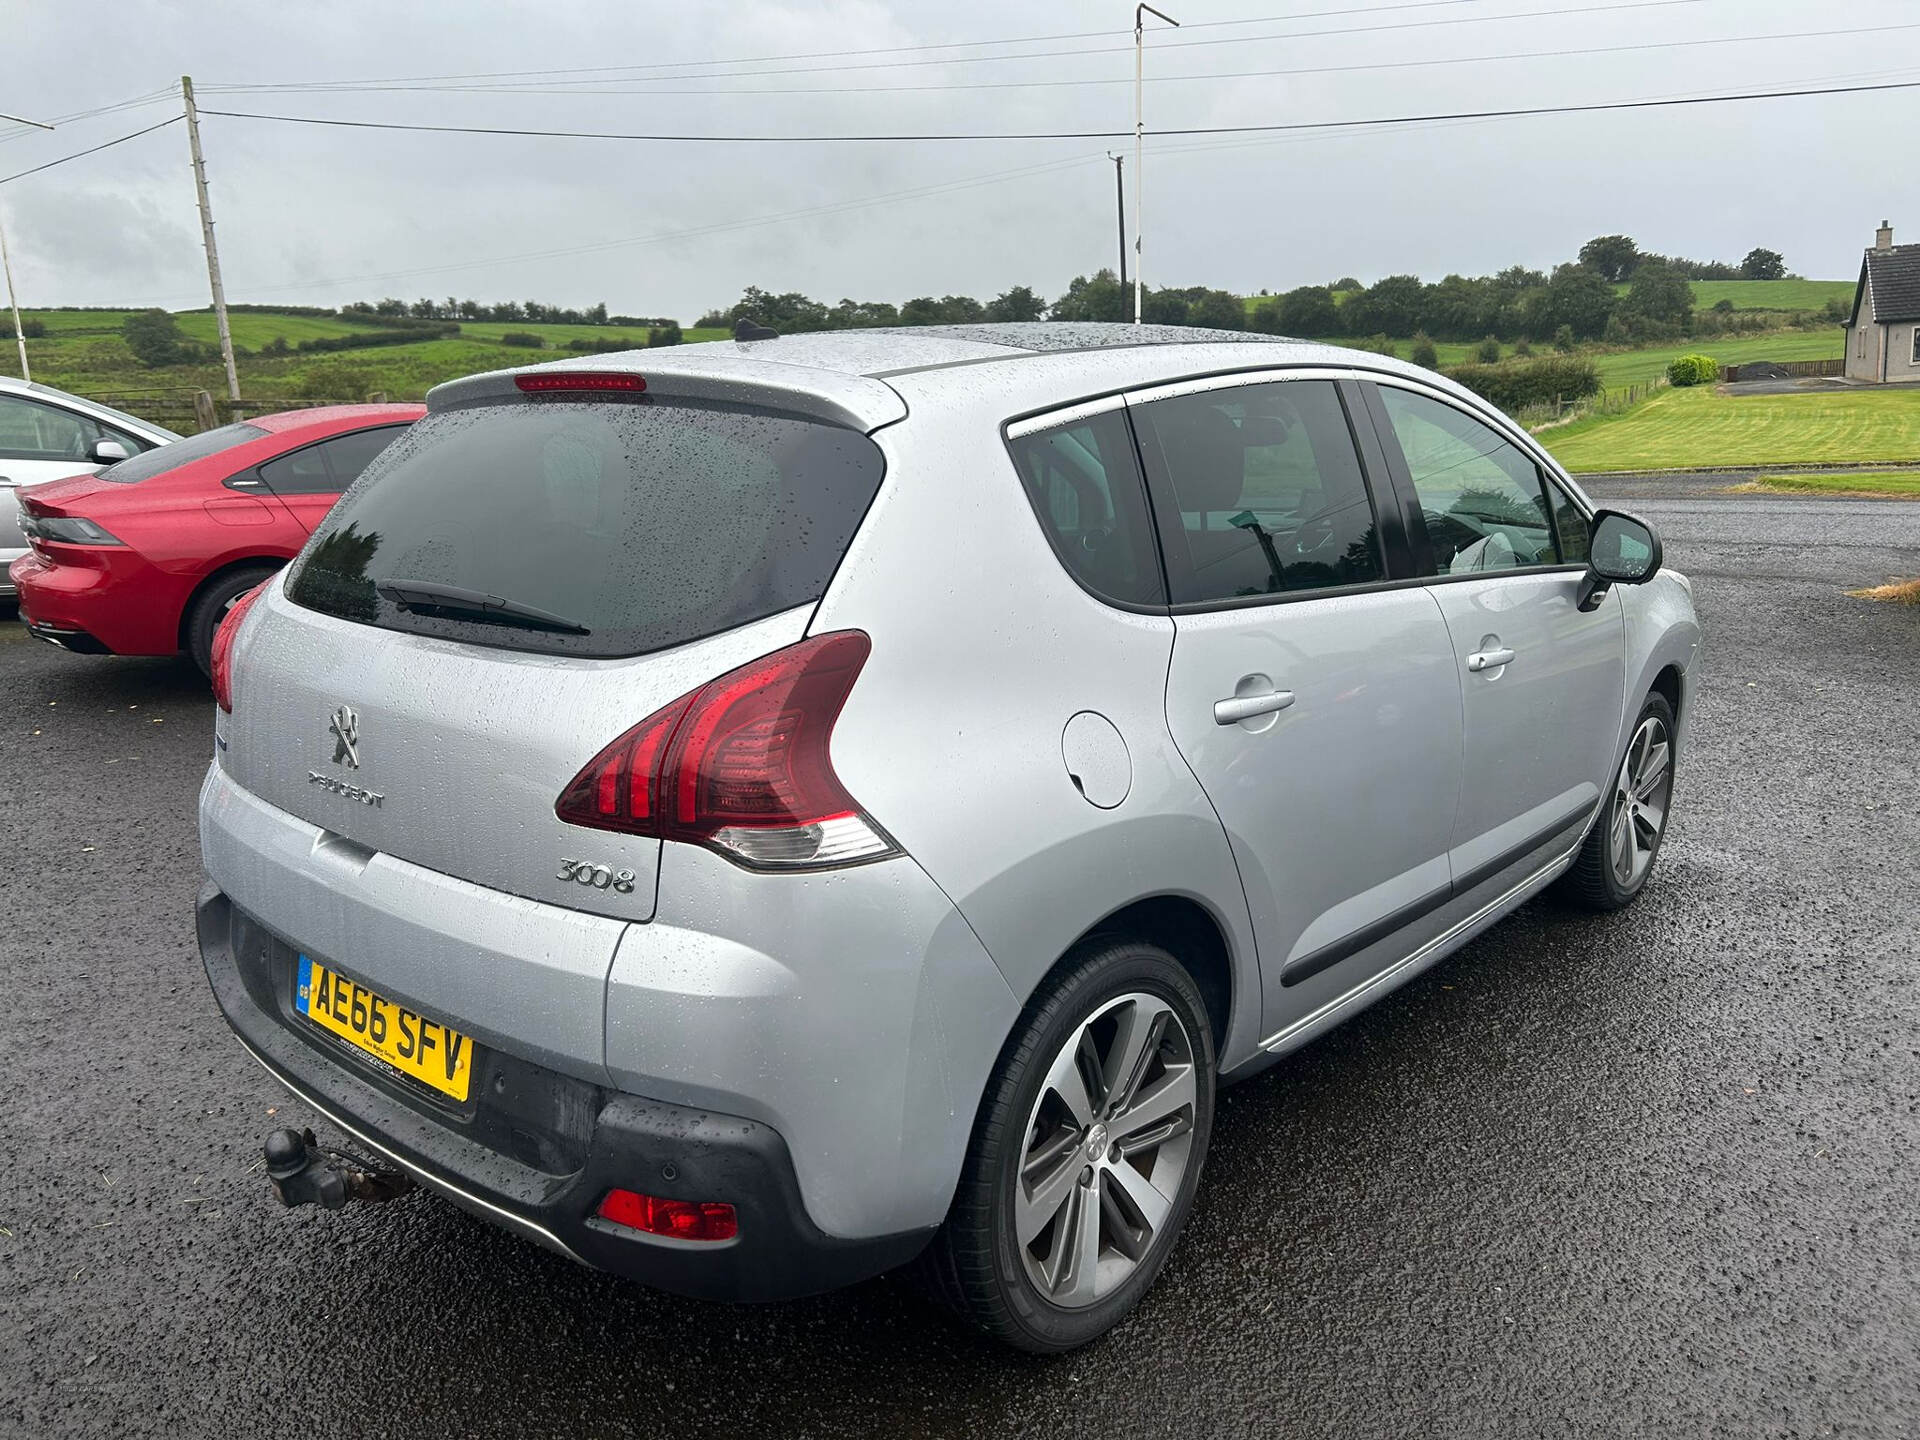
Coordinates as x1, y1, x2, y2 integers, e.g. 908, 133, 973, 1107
1610, 714, 1672, 888
1014, 991, 1198, 1309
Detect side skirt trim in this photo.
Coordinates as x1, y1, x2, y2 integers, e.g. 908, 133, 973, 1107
1278, 801, 1594, 989
1258, 840, 1581, 1052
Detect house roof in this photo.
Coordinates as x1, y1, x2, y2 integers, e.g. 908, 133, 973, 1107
1855, 244, 1920, 325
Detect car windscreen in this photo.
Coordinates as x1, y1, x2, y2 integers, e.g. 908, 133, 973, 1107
284, 396, 886, 659
95, 422, 266, 483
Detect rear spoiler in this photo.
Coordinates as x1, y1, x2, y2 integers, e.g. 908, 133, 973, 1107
427, 353, 906, 434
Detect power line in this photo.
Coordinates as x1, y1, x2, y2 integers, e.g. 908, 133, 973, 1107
198, 0, 1521, 89
199, 77, 1920, 146
214, 20, 1920, 101
202, 0, 1712, 93
0, 88, 177, 147
0, 115, 182, 187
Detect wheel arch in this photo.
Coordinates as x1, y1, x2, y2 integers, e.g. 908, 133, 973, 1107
176, 555, 288, 651
1058, 893, 1239, 1070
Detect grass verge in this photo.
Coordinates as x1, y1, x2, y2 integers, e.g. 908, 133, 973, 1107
1726, 472, 1920, 498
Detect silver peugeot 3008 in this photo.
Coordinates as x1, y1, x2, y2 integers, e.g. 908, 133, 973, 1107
198, 323, 1699, 1352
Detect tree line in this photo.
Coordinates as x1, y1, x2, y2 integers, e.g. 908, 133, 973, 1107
340, 297, 672, 327
696, 236, 1812, 349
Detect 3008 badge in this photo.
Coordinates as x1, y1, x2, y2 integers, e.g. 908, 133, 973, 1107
557, 858, 637, 893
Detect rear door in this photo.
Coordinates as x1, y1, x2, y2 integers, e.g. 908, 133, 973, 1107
1358, 379, 1625, 900
251, 424, 410, 532
1133, 372, 1465, 1039
220, 392, 888, 922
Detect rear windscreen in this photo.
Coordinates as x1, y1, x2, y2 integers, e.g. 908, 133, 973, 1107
96, 422, 266, 483
285, 397, 886, 658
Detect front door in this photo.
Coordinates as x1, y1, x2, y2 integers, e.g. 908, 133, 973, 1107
1131, 374, 1465, 1040
1361, 380, 1626, 899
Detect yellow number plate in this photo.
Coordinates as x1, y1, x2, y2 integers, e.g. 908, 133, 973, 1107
296, 956, 473, 1102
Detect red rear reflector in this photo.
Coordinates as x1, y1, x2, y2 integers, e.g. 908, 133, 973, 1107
514, 372, 646, 393
211, 581, 268, 713
595, 1189, 738, 1242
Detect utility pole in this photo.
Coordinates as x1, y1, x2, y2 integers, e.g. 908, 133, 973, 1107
1133, 4, 1179, 324
0, 110, 53, 380
181, 76, 240, 403
1107, 152, 1127, 290
1, 206, 29, 381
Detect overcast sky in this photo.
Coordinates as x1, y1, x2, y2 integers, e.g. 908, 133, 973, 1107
3, 0, 1917, 321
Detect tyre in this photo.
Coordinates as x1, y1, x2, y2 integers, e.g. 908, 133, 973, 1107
185, 564, 279, 678
927, 936, 1215, 1352
1555, 690, 1676, 911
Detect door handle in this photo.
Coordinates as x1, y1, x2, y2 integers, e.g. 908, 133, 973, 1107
1466, 647, 1516, 672
1213, 690, 1295, 725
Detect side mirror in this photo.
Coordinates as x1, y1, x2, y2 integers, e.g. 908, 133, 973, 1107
89, 437, 131, 466
1577, 509, 1662, 610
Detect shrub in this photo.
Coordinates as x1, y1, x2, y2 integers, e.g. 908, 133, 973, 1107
498, 331, 544, 348
1666, 354, 1720, 387
1475, 335, 1501, 364
0, 317, 46, 340
1712, 298, 1735, 314
1824, 296, 1851, 323
123, 309, 208, 367
647, 323, 683, 347
1441, 355, 1601, 410
1410, 333, 1439, 369
1512, 336, 1533, 357
1552, 325, 1576, 353
565, 337, 636, 353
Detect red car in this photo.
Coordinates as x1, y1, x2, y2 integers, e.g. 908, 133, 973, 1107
11, 404, 423, 674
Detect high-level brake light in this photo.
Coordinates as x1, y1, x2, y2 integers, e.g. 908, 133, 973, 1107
514, 372, 646, 393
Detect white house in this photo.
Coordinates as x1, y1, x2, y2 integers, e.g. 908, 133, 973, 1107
1845, 221, 1920, 383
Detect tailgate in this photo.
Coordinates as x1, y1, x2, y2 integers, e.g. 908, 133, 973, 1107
216, 580, 813, 923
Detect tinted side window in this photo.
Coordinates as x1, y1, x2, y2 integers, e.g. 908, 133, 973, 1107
1547, 477, 1589, 564
1134, 379, 1381, 603
1006, 409, 1164, 606
259, 442, 333, 495
1375, 387, 1557, 574
0, 395, 95, 462
321, 426, 408, 489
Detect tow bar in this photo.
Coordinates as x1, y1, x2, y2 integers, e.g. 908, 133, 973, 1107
264, 1127, 416, 1210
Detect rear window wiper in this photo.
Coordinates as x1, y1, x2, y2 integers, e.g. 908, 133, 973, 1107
375, 579, 591, 635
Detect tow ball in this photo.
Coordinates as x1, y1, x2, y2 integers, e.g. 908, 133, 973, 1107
264, 1128, 416, 1210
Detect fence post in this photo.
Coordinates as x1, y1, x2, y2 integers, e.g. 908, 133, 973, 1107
192, 390, 217, 432
366, 391, 387, 404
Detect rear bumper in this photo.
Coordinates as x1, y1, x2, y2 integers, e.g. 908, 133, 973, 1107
200, 883, 934, 1300
8, 547, 183, 655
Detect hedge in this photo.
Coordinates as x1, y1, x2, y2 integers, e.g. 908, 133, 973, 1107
1441, 355, 1601, 410
295, 324, 456, 354
1666, 354, 1720, 387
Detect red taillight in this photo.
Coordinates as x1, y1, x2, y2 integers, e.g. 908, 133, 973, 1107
556, 631, 895, 870
514, 372, 646, 393
595, 1189, 738, 1243
211, 582, 267, 713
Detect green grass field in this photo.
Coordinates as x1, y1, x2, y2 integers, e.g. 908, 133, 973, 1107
0, 307, 731, 420
1589, 327, 1846, 388
1733, 471, 1920, 497
1541, 385, 1920, 473
1672, 279, 1851, 312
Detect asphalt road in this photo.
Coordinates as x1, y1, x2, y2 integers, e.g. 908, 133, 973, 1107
3, 488, 1917, 1439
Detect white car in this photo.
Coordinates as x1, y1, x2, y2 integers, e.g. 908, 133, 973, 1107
0, 375, 179, 598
